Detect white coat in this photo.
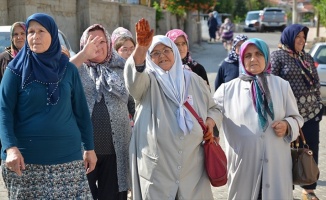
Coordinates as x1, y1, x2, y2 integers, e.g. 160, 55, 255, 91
213, 75, 303, 200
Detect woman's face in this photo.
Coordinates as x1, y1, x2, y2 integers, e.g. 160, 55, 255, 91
12, 25, 26, 50
88, 29, 108, 63
294, 31, 306, 52
243, 44, 265, 75
174, 36, 188, 59
235, 40, 245, 55
27, 21, 51, 53
117, 39, 135, 59
150, 43, 175, 71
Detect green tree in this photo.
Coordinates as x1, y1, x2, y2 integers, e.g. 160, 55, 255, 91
312, 0, 326, 26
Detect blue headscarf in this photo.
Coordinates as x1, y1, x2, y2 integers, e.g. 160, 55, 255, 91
7, 13, 69, 105
239, 38, 274, 131
280, 24, 309, 52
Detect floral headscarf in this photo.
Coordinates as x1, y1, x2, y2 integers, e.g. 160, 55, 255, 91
80, 24, 128, 103
111, 27, 133, 47
7, 13, 69, 105
225, 34, 248, 63
10, 22, 26, 57
239, 38, 274, 131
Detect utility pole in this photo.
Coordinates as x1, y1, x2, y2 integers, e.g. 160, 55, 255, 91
292, 0, 298, 24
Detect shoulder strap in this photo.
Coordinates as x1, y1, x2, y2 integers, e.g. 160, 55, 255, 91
184, 101, 207, 134
291, 117, 307, 148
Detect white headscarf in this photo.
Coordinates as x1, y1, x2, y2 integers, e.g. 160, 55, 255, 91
146, 35, 193, 135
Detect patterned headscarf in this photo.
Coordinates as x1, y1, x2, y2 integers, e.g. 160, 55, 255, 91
146, 35, 193, 135
80, 24, 128, 103
7, 13, 69, 105
225, 34, 248, 63
280, 24, 316, 88
10, 22, 26, 57
239, 38, 274, 131
111, 27, 133, 47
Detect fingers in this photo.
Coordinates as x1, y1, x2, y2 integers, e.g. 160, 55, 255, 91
272, 120, 288, 137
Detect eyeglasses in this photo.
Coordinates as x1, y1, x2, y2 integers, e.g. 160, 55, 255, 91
119, 47, 135, 53
150, 48, 173, 58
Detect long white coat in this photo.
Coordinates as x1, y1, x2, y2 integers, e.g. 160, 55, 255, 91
213, 75, 303, 200
125, 58, 221, 200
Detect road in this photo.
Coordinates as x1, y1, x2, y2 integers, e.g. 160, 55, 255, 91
189, 19, 326, 199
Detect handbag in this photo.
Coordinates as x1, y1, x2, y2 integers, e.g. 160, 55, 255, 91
184, 101, 227, 187
291, 125, 320, 185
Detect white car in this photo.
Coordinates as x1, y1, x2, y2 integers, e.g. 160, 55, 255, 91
0, 25, 75, 56
309, 42, 326, 105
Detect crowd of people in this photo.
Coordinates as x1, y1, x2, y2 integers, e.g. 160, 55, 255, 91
0, 12, 322, 200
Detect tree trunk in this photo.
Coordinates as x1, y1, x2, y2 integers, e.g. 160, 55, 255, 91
185, 10, 194, 48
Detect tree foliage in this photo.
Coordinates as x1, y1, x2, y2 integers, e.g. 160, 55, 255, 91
312, 0, 326, 26
163, 0, 217, 15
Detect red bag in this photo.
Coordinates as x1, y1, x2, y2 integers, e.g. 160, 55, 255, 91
184, 101, 228, 187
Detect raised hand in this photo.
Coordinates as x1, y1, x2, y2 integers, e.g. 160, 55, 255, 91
136, 18, 154, 48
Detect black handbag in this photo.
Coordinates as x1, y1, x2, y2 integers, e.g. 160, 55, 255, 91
291, 127, 319, 185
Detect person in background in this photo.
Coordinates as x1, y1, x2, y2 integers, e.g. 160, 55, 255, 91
270, 24, 323, 200
212, 11, 221, 40
214, 34, 248, 90
219, 18, 235, 50
70, 24, 132, 200
111, 27, 135, 60
0, 13, 96, 199
213, 38, 303, 200
0, 22, 26, 83
207, 12, 218, 43
111, 26, 136, 127
166, 29, 210, 86
125, 18, 220, 200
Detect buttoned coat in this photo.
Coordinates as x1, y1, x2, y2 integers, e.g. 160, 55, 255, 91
213, 75, 303, 200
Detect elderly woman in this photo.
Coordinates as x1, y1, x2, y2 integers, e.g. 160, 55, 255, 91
270, 24, 323, 200
166, 29, 209, 86
213, 38, 304, 199
124, 18, 220, 199
0, 22, 26, 83
0, 13, 96, 199
70, 24, 132, 200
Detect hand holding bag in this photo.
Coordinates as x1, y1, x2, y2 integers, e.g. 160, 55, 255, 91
184, 101, 227, 187
291, 125, 319, 185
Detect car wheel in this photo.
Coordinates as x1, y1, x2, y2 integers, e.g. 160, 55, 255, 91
259, 25, 265, 33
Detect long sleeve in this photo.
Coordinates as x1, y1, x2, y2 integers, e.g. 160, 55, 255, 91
0, 69, 19, 152
70, 63, 94, 150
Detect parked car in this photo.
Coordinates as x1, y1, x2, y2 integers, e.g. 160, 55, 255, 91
258, 7, 287, 32
309, 42, 326, 105
0, 25, 75, 56
243, 10, 261, 32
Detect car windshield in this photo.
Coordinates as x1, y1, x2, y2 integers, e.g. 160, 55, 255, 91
314, 45, 326, 64
0, 32, 11, 52
246, 13, 259, 20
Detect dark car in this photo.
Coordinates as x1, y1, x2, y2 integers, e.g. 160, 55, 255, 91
0, 25, 75, 56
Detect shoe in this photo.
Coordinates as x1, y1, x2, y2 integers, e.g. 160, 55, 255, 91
302, 192, 319, 200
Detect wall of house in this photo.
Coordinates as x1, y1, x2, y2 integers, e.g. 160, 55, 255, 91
0, 0, 156, 52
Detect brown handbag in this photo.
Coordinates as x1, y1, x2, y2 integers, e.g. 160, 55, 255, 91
184, 101, 227, 187
291, 126, 320, 185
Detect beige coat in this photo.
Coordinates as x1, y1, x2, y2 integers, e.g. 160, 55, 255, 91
213, 75, 304, 200
124, 58, 221, 200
